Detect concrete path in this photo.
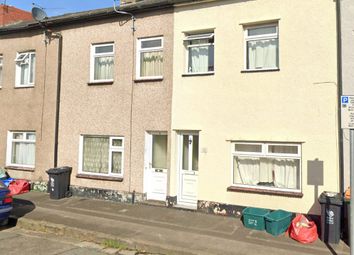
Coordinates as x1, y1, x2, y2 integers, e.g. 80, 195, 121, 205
9, 192, 350, 255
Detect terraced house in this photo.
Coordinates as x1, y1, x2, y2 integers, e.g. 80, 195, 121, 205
0, 0, 343, 217
169, 0, 340, 216
0, 1, 175, 201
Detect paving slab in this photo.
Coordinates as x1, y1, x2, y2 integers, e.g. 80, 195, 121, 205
62, 247, 107, 255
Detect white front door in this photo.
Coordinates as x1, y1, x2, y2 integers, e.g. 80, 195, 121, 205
177, 133, 199, 209
144, 132, 168, 201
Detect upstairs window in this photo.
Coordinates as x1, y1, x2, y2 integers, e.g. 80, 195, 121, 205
15, 51, 36, 87
0, 55, 3, 86
90, 43, 114, 82
136, 37, 163, 79
232, 142, 301, 192
244, 24, 278, 70
184, 33, 214, 74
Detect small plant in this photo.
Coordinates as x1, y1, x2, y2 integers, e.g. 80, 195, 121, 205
102, 239, 128, 250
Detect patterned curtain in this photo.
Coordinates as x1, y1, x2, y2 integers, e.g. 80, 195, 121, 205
140, 51, 163, 77
83, 137, 109, 174
94, 56, 113, 80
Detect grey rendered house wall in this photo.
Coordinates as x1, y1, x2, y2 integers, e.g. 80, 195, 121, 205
57, 9, 173, 196
0, 31, 58, 182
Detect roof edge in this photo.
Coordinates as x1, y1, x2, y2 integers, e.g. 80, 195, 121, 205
0, 0, 197, 35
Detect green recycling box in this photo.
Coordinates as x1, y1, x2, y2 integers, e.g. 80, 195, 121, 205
265, 209, 293, 236
242, 207, 270, 231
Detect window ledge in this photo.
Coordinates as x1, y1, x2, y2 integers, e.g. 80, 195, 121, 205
5, 166, 35, 172
134, 77, 163, 83
14, 85, 35, 89
182, 72, 214, 77
241, 68, 280, 73
76, 174, 123, 182
227, 186, 303, 198
87, 81, 114, 86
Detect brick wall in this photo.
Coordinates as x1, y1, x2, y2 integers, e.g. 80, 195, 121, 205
0, 5, 32, 26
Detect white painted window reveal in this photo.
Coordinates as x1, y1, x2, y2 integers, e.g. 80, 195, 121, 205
232, 142, 301, 192
6, 131, 36, 168
15, 51, 36, 87
79, 135, 124, 177
184, 32, 214, 74
90, 43, 114, 82
244, 24, 279, 70
136, 37, 163, 79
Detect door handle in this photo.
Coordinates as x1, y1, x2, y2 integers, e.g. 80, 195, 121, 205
155, 169, 163, 173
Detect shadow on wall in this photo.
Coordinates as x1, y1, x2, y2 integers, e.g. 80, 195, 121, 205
306, 159, 324, 235
307, 159, 324, 215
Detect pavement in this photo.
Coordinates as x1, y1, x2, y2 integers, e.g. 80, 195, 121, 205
0, 227, 122, 255
6, 191, 351, 255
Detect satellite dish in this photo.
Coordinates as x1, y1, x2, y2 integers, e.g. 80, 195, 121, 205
31, 7, 48, 22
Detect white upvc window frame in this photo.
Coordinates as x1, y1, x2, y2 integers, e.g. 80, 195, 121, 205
231, 142, 301, 193
78, 135, 124, 178
243, 23, 279, 71
0, 54, 3, 87
6, 131, 36, 168
15, 51, 36, 87
136, 36, 163, 80
90, 43, 114, 83
183, 32, 215, 75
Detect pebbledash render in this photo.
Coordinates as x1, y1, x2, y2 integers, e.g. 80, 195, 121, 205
0, 3, 175, 201
0, 0, 343, 217
57, 7, 174, 201
0, 28, 59, 187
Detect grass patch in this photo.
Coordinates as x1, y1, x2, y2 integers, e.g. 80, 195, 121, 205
102, 239, 128, 250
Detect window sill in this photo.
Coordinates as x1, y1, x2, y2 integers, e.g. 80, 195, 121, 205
14, 85, 35, 89
87, 81, 114, 86
241, 68, 280, 73
227, 186, 303, 198
5, 166, 35, 172
134, 77, 163, 83
76, 174, 123, 182
182, 72, 214, 77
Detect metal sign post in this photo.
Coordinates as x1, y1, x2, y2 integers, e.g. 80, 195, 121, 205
341, 96, 354, 254
351, 130, 354, 254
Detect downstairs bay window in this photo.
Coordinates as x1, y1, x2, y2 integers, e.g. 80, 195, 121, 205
79, 135, 124, 177
232, 142, 301, 192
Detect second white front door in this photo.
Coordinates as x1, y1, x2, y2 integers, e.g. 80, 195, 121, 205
178, 133, 199, 209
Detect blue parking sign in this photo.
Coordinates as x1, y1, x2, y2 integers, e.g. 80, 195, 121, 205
342, 96, 349, 104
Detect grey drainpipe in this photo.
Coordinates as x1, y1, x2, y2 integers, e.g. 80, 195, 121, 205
54, 34, 63, 168
336, 0, 344, 193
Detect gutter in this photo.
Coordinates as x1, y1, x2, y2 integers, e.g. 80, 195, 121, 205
336, 0, 344, 193
0, 0, 208, 35
0, 1, 171, 34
